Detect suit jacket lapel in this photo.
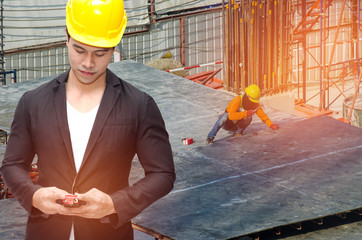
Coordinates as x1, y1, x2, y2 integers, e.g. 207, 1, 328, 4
52, 70, 76, 170
81, 69, 120, 168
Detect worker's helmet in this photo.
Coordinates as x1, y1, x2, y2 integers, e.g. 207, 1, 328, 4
66, 0, 127, 48
245, 84, 261, 103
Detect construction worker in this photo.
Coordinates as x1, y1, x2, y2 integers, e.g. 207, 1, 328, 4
1, 1, 175, 239
206, 84, 279, 144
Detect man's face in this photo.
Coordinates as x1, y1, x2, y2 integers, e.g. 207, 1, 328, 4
66, 37, 114, 85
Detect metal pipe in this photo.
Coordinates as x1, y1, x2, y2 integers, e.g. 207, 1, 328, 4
273, 0, 278, 90
347, 69, 362, 124
226, 2, 231, 90
325, 0, 348, 107
234, 3, 240, 93
279, 0, 284, 87
267, 0, 272, 90
4, 70, 16, 83
222, 0, 227, 90
253, 0, 258, 86
201, 68, 222, 85
293, 0, 321, 35
358, 0, 362, 31
320, 0, 323, 108
257, 0, 262, 88
250, 0, 255, 86
150, 0, 156, 24
240, 1, 246, 90
352, 0, 359, 88
155, 7, 222, 23
231, 0, 235, 91
320, 0, 327, 110
181, 17, 185, 67
264, 0, 268, 88
245, 0, 250, 87
229, 1, 234, 91
0, 0, 5, 85
302, 0, 307, 101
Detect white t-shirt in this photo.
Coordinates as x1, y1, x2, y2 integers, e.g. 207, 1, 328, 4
67, 102, 99, 172
66, 102, 99, 240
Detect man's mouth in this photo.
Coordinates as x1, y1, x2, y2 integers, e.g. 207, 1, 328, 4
79, 70, 95, 77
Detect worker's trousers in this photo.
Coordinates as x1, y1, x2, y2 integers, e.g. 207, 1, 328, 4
207, 112, 252, 139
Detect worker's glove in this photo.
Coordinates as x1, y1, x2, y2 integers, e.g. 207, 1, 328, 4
270, 123, 279, 130
246, 110, 254, 117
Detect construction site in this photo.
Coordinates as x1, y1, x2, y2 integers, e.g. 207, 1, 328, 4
1, 0, 362, 239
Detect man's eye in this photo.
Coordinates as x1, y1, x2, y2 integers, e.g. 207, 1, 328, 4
76, 50, 84, 54
95, 53, 106, 57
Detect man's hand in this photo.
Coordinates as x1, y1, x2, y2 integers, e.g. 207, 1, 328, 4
246, 110, 254, 117
59, 188, 116, 219
270, 123, 279, 130
32, 187, 70, 215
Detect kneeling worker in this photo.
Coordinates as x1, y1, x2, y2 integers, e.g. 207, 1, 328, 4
206, 84, 279, 144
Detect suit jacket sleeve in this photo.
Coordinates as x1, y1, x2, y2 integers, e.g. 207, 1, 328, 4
108, 95, 175, 228
1, 93, 42, 213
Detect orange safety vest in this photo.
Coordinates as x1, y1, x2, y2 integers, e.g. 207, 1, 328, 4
226, 95, 273, 127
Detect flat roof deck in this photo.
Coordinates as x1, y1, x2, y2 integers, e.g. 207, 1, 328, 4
1, 60, 361, 239
134, 115, 362, 239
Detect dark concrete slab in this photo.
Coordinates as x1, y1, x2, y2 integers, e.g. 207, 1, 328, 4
134, 116, 362, 240
0, 77, 52, 130
1, 60, 361, 239
0, 198, 28, 239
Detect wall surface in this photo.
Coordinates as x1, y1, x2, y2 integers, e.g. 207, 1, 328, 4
4, 9, 224, 84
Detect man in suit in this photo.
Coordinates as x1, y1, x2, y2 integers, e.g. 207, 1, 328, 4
0, 0, 175, 239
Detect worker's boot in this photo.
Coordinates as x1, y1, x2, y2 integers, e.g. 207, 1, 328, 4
206, 137, 214, 144
233, 131, 243, 137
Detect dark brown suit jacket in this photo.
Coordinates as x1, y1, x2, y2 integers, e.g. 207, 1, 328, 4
1, 69, 175, 240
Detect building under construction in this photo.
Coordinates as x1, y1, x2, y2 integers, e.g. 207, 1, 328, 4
222, 0, 361, 123
1, 0, 361, 118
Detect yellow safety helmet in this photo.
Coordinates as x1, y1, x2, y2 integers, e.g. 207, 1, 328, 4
66, 0, 127, 48
245, 84, 261, 103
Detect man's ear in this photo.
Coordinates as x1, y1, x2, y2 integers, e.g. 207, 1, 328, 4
65, 28, 70, 42
65, 28, 71, 48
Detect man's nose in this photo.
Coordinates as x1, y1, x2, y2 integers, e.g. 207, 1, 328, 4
82, 54, 95, 68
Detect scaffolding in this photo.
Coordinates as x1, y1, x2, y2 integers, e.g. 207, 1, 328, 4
293, 0, 361, 119
0, 0, 4, 85
222, 0, 361, 118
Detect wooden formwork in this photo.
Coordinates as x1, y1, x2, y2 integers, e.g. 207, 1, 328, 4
222, 0, 293, 94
